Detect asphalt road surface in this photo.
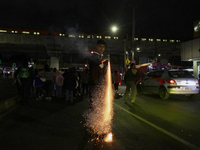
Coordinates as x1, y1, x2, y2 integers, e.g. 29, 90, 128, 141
0, 85, 200, 150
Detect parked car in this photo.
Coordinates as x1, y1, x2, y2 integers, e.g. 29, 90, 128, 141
137, 69, 199, 99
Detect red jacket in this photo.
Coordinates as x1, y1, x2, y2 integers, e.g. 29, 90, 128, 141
114, 73, 121, 83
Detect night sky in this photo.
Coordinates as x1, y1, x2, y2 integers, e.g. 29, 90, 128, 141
0, 0, 199, 40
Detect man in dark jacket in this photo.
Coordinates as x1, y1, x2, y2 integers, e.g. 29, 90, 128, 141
124, 63, 145, 104
88, 39, 108, 110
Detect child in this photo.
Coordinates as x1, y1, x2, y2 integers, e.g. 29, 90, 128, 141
33, 70, 44, 101
55, 71, 64, 99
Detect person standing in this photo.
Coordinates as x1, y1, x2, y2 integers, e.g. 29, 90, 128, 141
88, 39, 108, 110
43, 64, 54, 101
114, 70, 121, 93
52, 68, 57, 97
55, 71, 64, 100
81, 68, 89, 96
124, 63, 145, 104
33, 69, 44, 101
62, 68, 77, 102
15, 61, 32, 105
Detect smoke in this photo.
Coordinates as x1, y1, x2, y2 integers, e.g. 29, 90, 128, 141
62, 27, 92, 60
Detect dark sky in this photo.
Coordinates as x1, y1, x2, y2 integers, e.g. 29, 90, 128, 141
0, 0, 199, 39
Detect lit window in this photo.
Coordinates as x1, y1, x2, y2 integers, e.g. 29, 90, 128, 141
163, 39, 167, 42
105, 36, 111, 39
87, 35, 91, 38
59, 33, 65, 36
22, 31, 30, 34
170, 40, 174, 42
68, 34, 75, 38
176, 40, 180, 42
114, 37, 118, 39
141, 38, 146, 41
134, 38, 138, 41
11, 31, 18, 33
34, 32, 40, 35
79, 35, 84, 38
149, 39, 153, 41
97, 36, 102, 39
156, 39, 161, 42
0, 30, 7, 33
158, 54, 161, 56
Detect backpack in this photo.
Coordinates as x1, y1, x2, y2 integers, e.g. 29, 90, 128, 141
19, 68, 30, 79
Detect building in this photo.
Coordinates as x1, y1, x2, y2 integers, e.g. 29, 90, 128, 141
0, 27, 181, 73
181, 19, 200, 78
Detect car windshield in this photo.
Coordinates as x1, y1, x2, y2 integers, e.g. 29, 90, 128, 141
168, 71, 194, 78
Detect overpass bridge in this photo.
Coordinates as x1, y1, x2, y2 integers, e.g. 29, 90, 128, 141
0, 28, 181, 70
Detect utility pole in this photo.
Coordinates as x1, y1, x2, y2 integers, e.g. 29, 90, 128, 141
124, 38, 127, 72
131, 7, 135, 62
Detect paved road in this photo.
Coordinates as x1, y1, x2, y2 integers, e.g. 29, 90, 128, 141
0, 78, 18, 101
1, 84, 200, 150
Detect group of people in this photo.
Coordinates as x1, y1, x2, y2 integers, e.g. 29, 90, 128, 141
13, 39, 144, 107
14, 62, 90, 105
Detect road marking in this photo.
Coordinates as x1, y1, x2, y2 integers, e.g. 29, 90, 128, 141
114, 103, 200, 150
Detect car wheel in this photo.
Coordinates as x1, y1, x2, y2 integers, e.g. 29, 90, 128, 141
186, 94, 197, 100
159, 86, 169, 100
137, 84, 143, 95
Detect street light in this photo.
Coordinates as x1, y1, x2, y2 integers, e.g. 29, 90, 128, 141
111, 26, 127, 73
111, 26, 117, 32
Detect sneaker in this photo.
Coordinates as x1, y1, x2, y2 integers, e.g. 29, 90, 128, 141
131, 100, 135, 103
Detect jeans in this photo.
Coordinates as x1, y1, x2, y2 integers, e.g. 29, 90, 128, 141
56, 86, 62, 98
20, 80, 31, 104
35, 86, 43, 99
124, 81, 137, 102
66, 90, 73, 101
114, 83, 119, 91
44, 80, 53, 97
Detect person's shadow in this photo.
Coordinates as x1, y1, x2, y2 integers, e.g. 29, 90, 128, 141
125, 102, 144, 114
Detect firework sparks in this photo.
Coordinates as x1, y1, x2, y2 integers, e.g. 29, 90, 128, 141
85, 61, 114, 142
104, 132, 113, 142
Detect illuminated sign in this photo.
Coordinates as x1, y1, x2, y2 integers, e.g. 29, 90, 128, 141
125, 59, 130, 65
194, 21, 200, 32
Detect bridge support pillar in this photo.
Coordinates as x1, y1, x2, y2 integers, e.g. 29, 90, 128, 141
193, 61, 198, 78
47, 50, 62, 70
50, 57, 59, 70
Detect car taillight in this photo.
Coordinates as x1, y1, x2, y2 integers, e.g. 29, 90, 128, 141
166, 79, 177, 85
196, 80, 199, 85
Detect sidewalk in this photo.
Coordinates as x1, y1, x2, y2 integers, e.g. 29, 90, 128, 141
0, 81, 125, 114
0, 79, 19, 114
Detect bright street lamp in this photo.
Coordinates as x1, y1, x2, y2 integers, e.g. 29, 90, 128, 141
111, 26, 117, 32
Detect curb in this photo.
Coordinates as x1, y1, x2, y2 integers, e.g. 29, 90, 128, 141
0, 96, 20, 114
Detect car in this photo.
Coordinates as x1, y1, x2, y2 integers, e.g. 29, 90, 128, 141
136, 69, 199, 100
